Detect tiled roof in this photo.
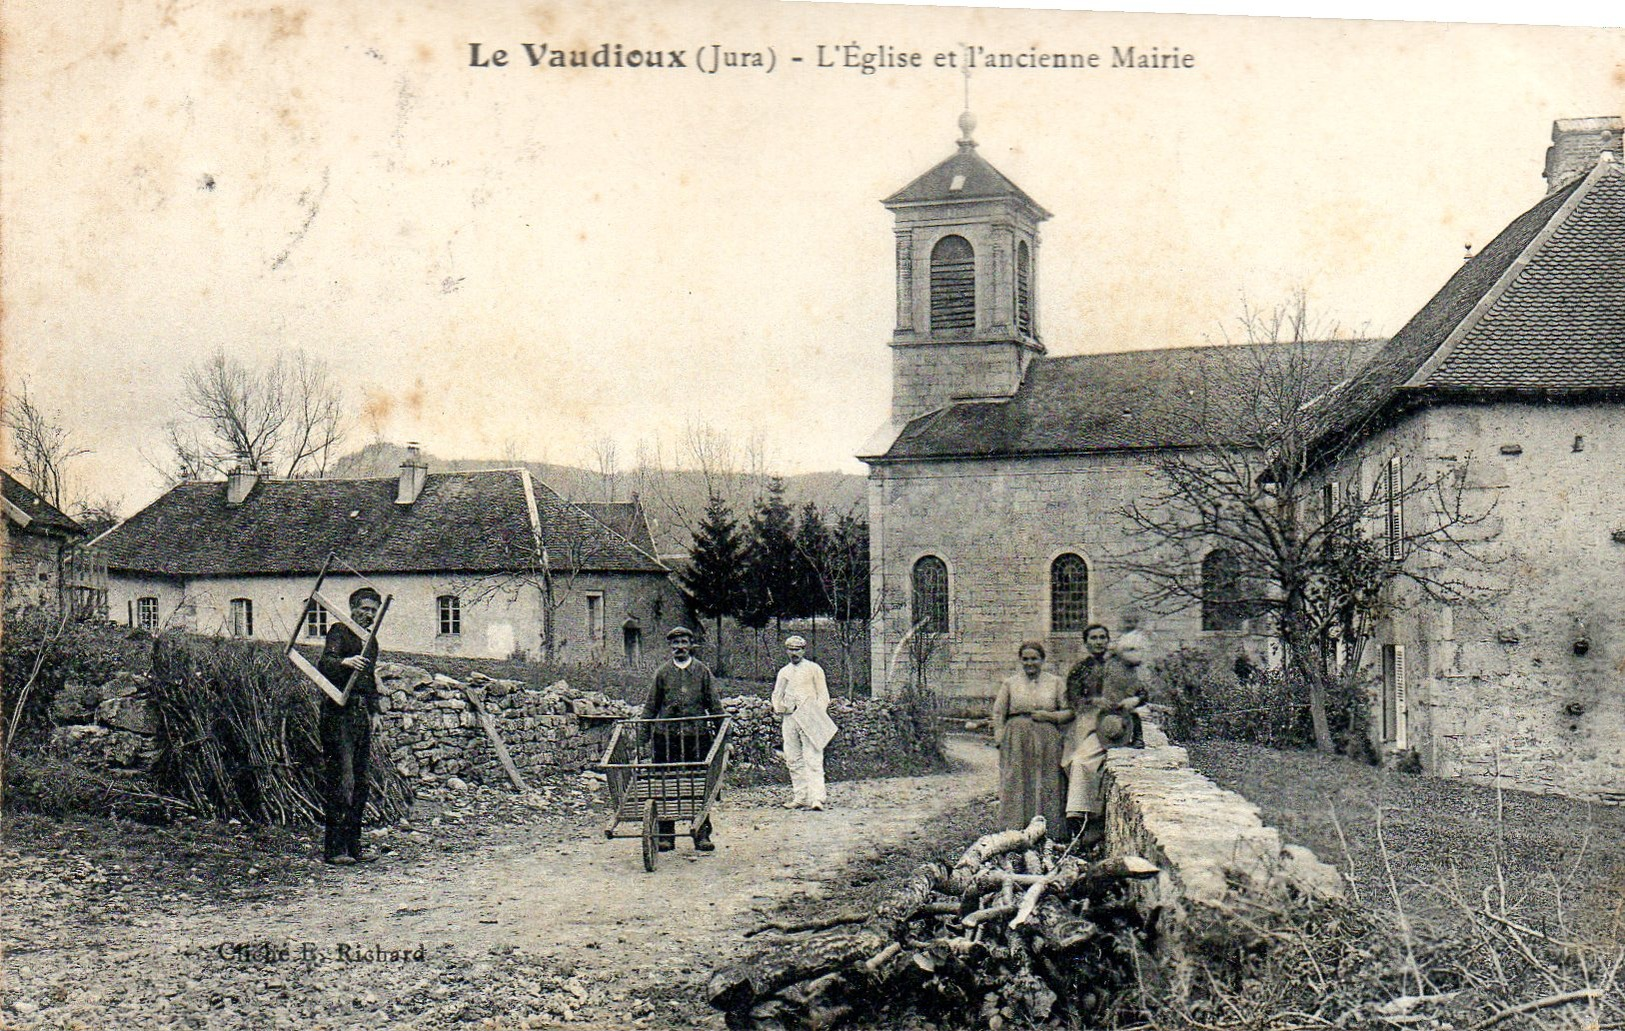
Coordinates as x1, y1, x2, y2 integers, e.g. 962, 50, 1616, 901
884, 142, 1049, 214
577, 501, 658, 557
95, 470, 667, 578
1325, 159, 1624, 440
869, 340, 1382, 462
1, 469, 84, 536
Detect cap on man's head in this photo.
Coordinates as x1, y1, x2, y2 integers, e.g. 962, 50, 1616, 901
349, 587, 382, 607
666, 626, 695, 642
784, 635, 807, 648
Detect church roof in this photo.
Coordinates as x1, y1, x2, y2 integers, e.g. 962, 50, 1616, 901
1321, 156, 1625, 440
94, 470, 668, 578
884, 142, 1049, 216
866, 340, 1382, 462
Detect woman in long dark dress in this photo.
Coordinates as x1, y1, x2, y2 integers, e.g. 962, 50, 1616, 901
990, 641, 1071, 833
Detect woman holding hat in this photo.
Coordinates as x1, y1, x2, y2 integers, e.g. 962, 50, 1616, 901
991, 641, 1070, 834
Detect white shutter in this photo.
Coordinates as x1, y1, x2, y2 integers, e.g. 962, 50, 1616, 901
1386, 456, 1404, 559
1393, 644, 1408, 749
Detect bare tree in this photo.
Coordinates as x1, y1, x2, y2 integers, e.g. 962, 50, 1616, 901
455, 504, 616, 662
162, 348, 348, 481
1118, 294, 1498, 753
3, 381, 91, 510
590, 435, 620, 503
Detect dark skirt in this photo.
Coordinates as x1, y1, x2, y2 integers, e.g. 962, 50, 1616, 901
998, 715, 1065, 834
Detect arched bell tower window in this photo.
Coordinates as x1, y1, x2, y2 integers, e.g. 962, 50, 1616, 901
930, 235, 975, 331
1016, 240, 1033, 337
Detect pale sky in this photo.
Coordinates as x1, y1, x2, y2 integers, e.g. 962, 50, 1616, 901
4, 0, 1622, 515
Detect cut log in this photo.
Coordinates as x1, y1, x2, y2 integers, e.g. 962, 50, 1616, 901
745, 911, 870, 938
948, 818, 1047, 893
964, 903, 1016, 928
873, 861, 949, 928
708, 928, 886, 1015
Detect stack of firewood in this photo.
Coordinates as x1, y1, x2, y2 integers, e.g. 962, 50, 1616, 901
708, 816, 1161, 1030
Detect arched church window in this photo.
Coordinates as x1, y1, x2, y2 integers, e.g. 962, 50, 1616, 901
1049, 553, 1088, 632
930, 236, 975, 331
1016, 241, 1033, 337
1202, 549, 1244, 632
912, 555, 950, 635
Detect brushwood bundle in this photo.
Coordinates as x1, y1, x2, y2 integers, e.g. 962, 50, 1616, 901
147, 633, 412, 825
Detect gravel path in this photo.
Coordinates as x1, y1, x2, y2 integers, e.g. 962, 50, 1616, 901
2, 738, 996, 1030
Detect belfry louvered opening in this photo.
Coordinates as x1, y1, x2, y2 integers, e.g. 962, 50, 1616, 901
931, 235, 975, 331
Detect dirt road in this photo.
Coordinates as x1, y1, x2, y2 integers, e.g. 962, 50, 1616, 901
3, 737, 996, 1030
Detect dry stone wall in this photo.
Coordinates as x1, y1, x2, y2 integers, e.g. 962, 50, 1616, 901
374, 663, 942, 788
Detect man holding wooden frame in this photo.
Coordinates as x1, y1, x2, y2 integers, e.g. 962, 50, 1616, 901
315, 587, 384, 865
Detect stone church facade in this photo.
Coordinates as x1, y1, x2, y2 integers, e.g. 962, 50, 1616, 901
861, 115, 1624, 803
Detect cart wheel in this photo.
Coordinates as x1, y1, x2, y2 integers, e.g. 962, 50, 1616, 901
641, 800, 658, 873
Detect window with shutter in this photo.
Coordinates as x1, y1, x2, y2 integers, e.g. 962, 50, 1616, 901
1381, 643, 1408, 744
1386, 456, 1404, 560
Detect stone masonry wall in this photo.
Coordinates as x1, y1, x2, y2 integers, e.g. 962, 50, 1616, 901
1101, 722, 1343, 979
374, 663, 940, 789
868, 453, 1209, 708
376, 664, 634, 787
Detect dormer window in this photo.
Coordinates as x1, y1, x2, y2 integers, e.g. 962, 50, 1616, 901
930, 235, 975, 331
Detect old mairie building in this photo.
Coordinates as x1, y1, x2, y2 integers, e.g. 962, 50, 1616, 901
861, 114, 1625, 804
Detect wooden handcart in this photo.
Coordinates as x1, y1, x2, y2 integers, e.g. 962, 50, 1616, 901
598, 714, 732, 873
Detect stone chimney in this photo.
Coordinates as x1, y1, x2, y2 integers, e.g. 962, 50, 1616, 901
224, 459, 260, 507
1543, 116, 1623, 195
396, 443, 428, 505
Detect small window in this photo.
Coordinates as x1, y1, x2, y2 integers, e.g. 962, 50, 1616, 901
930, 235, 975, 331
136, 596, 159, 632
305, 603, 330, 639
1202, 550, 1244, 632
437, 594, 461, 636
911, 556, 950, 635
1049, 554, 1088, 632
230, 598, 253, 637
586, 593, 604, 645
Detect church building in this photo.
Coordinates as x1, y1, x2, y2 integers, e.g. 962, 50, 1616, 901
860, 114, 1625, 804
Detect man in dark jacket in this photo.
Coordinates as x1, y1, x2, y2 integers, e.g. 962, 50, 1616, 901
641, 626, 722, 852
316, 587, 382, 866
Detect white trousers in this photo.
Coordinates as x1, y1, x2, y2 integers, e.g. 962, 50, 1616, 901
782, 718, 827, 806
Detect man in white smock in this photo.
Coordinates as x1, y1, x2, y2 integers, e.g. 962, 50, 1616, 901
771, 635, 837, 811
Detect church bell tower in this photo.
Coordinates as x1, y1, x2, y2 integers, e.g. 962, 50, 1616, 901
883, 112, 1051, 424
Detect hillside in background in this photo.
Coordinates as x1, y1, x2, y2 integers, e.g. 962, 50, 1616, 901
330, 442, 867, 557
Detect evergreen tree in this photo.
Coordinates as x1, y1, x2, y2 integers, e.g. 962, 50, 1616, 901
742, 477, 799, 639
828, 511, 871, 693
792, 501, 833, 646
678, 494, 745, 675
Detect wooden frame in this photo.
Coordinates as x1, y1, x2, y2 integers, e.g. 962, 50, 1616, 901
284, 553, 393, 706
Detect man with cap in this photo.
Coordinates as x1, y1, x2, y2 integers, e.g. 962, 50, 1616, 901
640, 626, 722, 851
772, 635, 836, 811
315, 586, 383, 866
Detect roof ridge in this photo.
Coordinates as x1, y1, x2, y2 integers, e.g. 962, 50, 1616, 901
1039, 338, 1382, 363
1404, 165, 1606, 389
